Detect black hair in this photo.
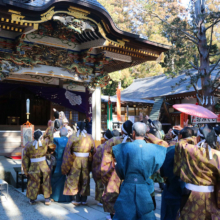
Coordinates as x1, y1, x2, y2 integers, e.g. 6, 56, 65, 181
122, 120, 133, 138
54, 119, 62, 131
54, 111, 59, 119
77, 121, 86, 131
34, 130, 43, 141
172, 129, 179, 138
105, 129, 113, 140
179, 127, 193, 139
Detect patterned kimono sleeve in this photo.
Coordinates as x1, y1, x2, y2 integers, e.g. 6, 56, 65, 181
216, 141, 220, 151
173, 142, 182, 176
91, 137, 95, 155
147, 133, 169, 148
169, 140, 177, 146
101, 137, 121, 185
216, 174, 220, 209
92, 144, 102, 181
215, 149, 220, 209
61, 136, 75, 175
22, 143, 31, 176
43, 127, 53, 143
88, 137, 96, 169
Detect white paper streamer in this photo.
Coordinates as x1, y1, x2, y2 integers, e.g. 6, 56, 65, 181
197, 140, 212, 160
33, 137, 43, 149
77, 129, 87, 137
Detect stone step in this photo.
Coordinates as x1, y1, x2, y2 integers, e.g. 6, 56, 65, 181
0, 147, 22, 156
0, 142, 21, 149
0, 137, 21, 142
0, 132, 21, 138
0, 125, 47, 130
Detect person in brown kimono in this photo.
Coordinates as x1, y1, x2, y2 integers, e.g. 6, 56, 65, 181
174, 124, 220, 219
22, 130, 52, 205
101, 120, 133, 220
92, 129, 120, 207
61, 121, 95, 205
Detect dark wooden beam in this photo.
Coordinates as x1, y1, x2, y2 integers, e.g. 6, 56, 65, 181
163, 101, 173, 125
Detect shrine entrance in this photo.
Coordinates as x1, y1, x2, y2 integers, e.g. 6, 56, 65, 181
0, 86, 50, 126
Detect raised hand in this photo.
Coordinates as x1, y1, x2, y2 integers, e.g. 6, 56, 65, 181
173, 125, 183, 131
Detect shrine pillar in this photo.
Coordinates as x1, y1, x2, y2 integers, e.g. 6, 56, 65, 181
92, 87, 101, 147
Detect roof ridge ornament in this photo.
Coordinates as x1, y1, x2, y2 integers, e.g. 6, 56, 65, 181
53, 15, 95, 34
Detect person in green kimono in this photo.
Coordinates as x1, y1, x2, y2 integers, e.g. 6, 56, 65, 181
112, 122, 166, 220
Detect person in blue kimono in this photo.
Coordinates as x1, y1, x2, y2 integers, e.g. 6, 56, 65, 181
160, 146, 185, 220
112, 122, 166, 220
50, 127, 72, 202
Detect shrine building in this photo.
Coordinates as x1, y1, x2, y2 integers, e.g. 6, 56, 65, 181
0, 0, 169, 156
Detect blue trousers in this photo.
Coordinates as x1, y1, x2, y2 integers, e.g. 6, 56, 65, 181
161, 185, 181, 220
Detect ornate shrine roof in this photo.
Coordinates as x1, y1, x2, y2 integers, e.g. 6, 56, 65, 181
4, 0, 108, 13
0, 0, 170, 88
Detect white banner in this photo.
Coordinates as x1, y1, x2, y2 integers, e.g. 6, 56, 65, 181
191, 116, 217, 123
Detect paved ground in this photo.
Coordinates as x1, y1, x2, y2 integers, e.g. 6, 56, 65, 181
0, 156, 162, 220
0, 181, 162, 220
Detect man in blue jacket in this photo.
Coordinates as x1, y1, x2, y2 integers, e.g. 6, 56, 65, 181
112, 122, 166, 220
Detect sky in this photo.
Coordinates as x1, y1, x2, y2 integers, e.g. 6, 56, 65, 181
181, 0, 190, 7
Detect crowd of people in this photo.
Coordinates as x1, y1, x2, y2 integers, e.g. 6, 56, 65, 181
22, 109, 220, 220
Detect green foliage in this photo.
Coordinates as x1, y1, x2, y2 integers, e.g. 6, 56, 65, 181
97, 0, 181, 95
102, 69, 134, 96
98, 0, 220, 104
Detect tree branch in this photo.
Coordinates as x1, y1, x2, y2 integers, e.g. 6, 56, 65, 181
192, 83, 199, 94
189, 61, 198, 70
138, 8, 198, 44
212, 69, 220, 85
209, 58, 220, 75
206, 25, 214, 59
210, 52, 220, 57
212, 82, 220, 94
205, 19, 220, 31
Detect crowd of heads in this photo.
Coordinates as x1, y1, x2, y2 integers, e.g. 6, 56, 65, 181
46, 109, 220, 150
111, 116, 220, 151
